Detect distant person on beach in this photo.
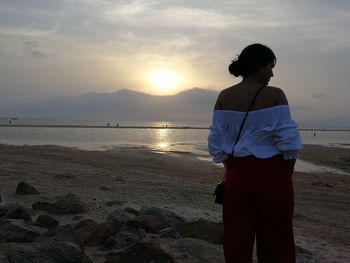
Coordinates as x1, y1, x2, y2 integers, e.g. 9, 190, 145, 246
208, 43, 302, 262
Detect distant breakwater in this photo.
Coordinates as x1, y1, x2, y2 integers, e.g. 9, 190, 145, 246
1, 124, 350, 132
0, 124, 209, 130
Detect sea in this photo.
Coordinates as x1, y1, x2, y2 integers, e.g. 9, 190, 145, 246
1, 118, 349, 175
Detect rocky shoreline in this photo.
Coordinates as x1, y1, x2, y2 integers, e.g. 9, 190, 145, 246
1, 183, 224, 262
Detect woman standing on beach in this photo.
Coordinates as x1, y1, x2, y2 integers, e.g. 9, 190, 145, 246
208, 43, 302, 263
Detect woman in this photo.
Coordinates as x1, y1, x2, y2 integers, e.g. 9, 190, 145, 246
208, 43, 302, 263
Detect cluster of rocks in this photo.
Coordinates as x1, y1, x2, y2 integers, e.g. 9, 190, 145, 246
0, 182, 224, 263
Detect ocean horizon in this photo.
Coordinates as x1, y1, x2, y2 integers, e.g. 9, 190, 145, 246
1, 117, 350, 130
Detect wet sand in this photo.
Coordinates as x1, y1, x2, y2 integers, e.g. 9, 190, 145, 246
0, 144, 349, 262
299, 144, 350, 173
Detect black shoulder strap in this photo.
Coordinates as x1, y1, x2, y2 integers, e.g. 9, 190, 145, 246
232, 85, 265, 154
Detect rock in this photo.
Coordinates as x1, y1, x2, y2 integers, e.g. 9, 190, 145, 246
158, 228, 181, 239
0, 254, 9, 263
39, 242, 92, 263
166, 238, 224, 263
49, 194, 85, 214
175, 219, 223, 245
100, 186, 112, 191
0, 242, 92, 263
105, 200, 123, 207
119, 221, 146, 240
0, 219, 46, 243
35, 215, 59, 229
0, 204, 18, 217
39, 242, 92, 262
115, 177, 125, 182
3, 205, 32, 221
73, 219, 98, 245
32, 195, 85, 214
74, 219, 98, 231
107, 208, 136, 222
15, 182, 40, 195
104, 242, 175, 263
124, 207, 139, 216
84, 219, 122, 246
311, 181, 334, 188
55, 174, 74, 179
139, 207, 187, 227
32, 201, 52, 211
0, 233, 4, 243
103, 221, 146, 251
104, 231, 141, 251
73, 216, 84, 221
42, 225, 82, 247
295, 245, 314, 261
131, 215, 170, 233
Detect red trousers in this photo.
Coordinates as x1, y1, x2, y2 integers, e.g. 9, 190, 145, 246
223, 155, 295, 263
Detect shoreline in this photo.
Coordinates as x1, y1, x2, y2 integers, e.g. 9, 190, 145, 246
0, 144, 349, 261
1, 141, 349, 175
1, 124, 209, 129
1, 124, 350, 132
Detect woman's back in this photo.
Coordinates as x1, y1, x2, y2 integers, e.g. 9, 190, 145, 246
214, 84, 288, 112
209, 83, 301, 163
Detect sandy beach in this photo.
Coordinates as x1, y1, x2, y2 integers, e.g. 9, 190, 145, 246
0, 143, 349, 262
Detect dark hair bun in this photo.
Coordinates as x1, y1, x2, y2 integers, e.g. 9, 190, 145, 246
228, 43, 276, 78
228, 60, 241, 77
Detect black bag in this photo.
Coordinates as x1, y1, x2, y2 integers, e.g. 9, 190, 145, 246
213, 85, 265, 205
213, 181, 224, 204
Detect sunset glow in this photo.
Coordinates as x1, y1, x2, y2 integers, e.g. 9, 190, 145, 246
1, 1, 349, 126
149, 69, 183, 94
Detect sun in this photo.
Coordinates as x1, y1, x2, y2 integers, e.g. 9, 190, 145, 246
149, 69, 183, 94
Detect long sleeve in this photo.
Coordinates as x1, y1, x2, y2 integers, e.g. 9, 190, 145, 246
273, 107, 303, 159
208, 122, 229, 163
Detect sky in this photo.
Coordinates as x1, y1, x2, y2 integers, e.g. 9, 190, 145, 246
0, 0, 350, 126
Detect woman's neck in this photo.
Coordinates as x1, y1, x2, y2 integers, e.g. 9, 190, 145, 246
240, 76, 264, 88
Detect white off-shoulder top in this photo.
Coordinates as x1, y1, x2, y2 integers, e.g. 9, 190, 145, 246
208, 105, 303, 163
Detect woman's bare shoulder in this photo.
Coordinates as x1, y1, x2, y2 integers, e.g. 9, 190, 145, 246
215, 85, 288, 111
266, 86, 289, 105
214, 86, 236, 110
220, 85, 238, 95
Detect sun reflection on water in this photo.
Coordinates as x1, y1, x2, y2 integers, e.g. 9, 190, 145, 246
158, 142, 169, 149
156, 129, 170, 150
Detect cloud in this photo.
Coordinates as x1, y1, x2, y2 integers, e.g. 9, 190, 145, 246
0, 0, 349, 127
22, 40, 50, 58
312, 94, 328, 99
289, 104, 312, 112
0, 25, 57, 38
31, 51, 49, 58
103, 1, 292, 31
105, 4, 235, 29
